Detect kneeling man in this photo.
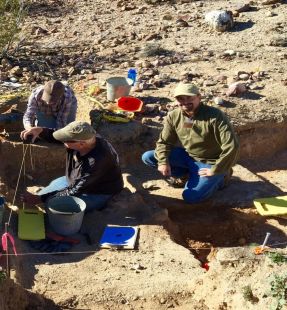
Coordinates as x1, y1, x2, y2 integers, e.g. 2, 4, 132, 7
142, 83, 239, 204
21, 121, 123, 211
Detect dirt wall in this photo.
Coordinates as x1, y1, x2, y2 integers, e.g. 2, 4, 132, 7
238, 121, 287, 160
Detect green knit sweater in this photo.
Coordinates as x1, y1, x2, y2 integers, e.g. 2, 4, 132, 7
155, 104, 240, 175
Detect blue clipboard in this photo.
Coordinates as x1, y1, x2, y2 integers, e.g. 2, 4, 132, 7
99, 225, 139, 249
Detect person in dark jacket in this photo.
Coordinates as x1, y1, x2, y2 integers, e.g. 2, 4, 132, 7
20, 121, 123, 211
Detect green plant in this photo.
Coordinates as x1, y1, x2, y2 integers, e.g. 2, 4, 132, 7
268, 252, 287, 265
140, 43, 170, 57
0, 0, 25, 56
0, 268, 7, 283
269, 274, 287, 310
242, 285, 258, 304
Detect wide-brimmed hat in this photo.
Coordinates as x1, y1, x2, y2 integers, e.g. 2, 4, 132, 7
53, 121, 96, 142
174, 83, 200, 97
42, 80, 65, 104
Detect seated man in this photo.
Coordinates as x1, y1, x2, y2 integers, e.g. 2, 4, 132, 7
21, 121, 123, 211
23, 80, 77, 130
142, 83, 239, 204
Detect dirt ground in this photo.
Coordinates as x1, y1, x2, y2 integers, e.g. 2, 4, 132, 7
1, 0, 287, 309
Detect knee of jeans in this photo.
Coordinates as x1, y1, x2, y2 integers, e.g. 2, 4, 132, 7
142, 150, 156, 165
182, 189, 207, 204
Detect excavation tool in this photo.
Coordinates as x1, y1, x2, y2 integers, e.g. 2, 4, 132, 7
254, 232, 271, 255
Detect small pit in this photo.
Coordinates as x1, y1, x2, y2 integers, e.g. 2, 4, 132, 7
169, 207, 287, 265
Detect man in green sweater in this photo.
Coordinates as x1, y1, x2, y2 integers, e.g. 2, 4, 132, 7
142, 83, 239, 203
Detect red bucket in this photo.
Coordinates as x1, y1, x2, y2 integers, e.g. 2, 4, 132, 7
117, 96, 143, 112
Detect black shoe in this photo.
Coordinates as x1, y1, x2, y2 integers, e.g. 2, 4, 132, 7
166, 176, 188, 188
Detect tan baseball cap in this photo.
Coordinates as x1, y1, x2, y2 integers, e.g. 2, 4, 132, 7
42, 80, 65, 104
174, 83, 200, 97
53, 121, 96, 142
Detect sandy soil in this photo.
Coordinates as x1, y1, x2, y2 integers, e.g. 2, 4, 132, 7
0, 0, 287, 309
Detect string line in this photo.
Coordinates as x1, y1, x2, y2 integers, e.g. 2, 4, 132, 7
8, 144, 29, 225
1, 241, 287, 257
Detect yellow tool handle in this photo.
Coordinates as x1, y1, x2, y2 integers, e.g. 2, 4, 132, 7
103, 113, 130, 123
87, 96, 105, 109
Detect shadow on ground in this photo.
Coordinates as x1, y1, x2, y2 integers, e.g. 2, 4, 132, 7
232, 21, 254, 32
27, 0, 74, 18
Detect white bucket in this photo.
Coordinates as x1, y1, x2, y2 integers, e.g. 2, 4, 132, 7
47, 196, 86, 236
106, 77, 133, 101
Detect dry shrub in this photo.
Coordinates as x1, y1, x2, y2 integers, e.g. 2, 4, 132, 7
0, 0, 25, 56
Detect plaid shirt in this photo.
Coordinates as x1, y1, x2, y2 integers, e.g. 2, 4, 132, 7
23, 85, 78, 129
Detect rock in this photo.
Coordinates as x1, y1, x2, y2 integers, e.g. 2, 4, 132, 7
190, 55, 202, 62
223, 50, 236, 56
0, 71, 8, 81
1, 58, 12, 70
162, 14, 173, 21
142, 60, 153, 68
31, 26, 49, 36
203, 80, 217, 87
265, 10, 276, 17
9, 77, 18, 83
9, 66, 22, 77
261, 0, 281, 4
143, 103, 160, 114
214, 97, 225, 105
215, 75, 228, 82
141, 117, 153, 125
142, 69, 156, 79
234, 2, 251, 13
238, 73, 250, 80
160, 298, 166, 304
204, 10, 234, 32
269, 36, 287, 47
176, 19, 189, 27
130, 263, 144, 271
248, 84, 260, 90
226, 82, 247, 96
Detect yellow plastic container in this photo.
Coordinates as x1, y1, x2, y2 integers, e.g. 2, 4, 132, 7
253, 196, 287, 217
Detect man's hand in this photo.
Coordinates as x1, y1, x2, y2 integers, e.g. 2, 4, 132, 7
198, 168, 214, 177
21, 191, 42, 205
158, 164, 171, 177
20, 127, 43, 143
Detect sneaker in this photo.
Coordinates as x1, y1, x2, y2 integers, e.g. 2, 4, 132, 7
166, 176, 188, 188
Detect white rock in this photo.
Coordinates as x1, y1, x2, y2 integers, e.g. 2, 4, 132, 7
204, 10, 234, 32
238, 73, 250, 80
214, 97, 225, 105
224, 50, 236, 56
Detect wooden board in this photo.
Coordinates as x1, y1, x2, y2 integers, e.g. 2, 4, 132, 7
18, 209, 45, 240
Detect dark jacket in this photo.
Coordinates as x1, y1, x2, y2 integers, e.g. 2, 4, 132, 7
40, 129, 123, 202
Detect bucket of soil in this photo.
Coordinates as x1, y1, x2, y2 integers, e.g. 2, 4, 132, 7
106, 77, 133, 101
47, 196, 86, 236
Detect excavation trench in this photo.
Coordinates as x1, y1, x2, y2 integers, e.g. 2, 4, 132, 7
0, 120, 287, 308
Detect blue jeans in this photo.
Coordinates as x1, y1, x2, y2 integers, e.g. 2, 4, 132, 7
38, 176, 111, 212
142, 148, 225, 204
